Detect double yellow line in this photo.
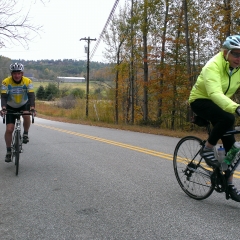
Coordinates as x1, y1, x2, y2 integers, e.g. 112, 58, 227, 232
35, 123, 240, 179
36, 123, 173, 159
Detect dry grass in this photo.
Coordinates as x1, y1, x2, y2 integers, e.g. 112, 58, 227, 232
34, 81, 105, 93
36, 101, 208, 140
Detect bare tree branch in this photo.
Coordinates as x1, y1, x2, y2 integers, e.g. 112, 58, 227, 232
0, 0, 49, 49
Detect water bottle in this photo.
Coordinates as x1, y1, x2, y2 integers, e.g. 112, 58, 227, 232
224, 142, 240, 165
217, 146, 228, 171
217, 146, 225, 162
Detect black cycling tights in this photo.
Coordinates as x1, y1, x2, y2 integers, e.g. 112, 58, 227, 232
190, 99, 235, 152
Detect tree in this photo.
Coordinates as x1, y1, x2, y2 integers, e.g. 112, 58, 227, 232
103, 6, 130, 124
0, 0, 48, 49
141, 0, 149, 122
0, 56, 11, 80
157, 0, 169, 119
36, 85, 45, 100
71, 88, 85, 99
45, 83, 59, 100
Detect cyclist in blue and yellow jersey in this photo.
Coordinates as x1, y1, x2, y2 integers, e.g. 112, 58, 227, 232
0, 62, 35, 162
189, 35, 240, 202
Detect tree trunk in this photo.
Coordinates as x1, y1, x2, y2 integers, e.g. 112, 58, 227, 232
143, 0, 148, 122
115, 50, 120, 124
182, 0, 193, 123
130, 0, 135, 124
223, 0, 231, 37
158, 0, 169, 119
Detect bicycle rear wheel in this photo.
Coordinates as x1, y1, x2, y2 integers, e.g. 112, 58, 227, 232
173, 136, 214, 200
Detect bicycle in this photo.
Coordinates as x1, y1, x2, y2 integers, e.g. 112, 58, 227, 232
173, 115, 240, 200
3, 110, 35, 176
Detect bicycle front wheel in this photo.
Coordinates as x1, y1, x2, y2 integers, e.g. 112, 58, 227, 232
173, 136, 214, 200
14, 130, 20, 176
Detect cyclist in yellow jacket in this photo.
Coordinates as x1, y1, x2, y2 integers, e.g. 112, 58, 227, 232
1, 63, 35, 162
189, 35, 240, 202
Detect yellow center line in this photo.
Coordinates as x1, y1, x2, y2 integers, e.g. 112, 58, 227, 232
35, 123, 240, 179
36, 123, 173, 159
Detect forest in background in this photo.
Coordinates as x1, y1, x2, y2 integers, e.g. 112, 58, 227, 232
100, 0, 240, 130
0, 57, 111, 82
1, 0, 240, 131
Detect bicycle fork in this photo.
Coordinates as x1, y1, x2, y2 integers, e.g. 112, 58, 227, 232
12, 129, 23, 156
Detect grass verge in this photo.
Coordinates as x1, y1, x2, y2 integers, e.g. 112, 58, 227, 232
36, 101, 208, 140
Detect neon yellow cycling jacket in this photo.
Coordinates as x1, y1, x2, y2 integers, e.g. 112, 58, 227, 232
189, 51, 240, 113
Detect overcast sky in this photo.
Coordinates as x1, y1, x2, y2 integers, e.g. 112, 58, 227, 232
1, 0, 122, 62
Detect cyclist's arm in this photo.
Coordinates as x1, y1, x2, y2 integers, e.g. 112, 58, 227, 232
1, 80, 8, 109
27, 92, 35, 108
26, 77, 35, 108
0, 93, 7, 116
1, 93, 8, 109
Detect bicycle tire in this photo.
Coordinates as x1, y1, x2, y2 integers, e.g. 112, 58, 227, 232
11, 131, 18, 164
173, 136, 214, 200
14, 130, 20, 176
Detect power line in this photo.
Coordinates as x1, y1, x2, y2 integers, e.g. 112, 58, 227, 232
90, 0, 120, 60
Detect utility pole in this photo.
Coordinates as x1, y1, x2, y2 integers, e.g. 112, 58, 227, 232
80, 37, 97, 117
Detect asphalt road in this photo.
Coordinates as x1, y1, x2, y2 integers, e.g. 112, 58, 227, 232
0, 117, 239, 240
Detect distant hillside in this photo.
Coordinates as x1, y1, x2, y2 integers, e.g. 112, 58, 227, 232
13, 59, 110, 81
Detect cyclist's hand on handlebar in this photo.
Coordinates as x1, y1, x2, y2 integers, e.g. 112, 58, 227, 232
0, 108, 6, 117
30, 108, 37, 117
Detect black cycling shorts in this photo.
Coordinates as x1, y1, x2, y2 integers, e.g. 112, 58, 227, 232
6, 102, 30, 125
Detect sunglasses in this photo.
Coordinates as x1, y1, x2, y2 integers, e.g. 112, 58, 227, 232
230, 51, 240, 58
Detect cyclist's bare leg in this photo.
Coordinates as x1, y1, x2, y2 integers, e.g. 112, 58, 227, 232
204, 141, 214, 148
22, 114, 30, 133
227, 174, 233, 183
5, 123, 14, 148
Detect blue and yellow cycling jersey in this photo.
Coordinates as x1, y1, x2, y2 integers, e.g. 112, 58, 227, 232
1, 76, 34, 108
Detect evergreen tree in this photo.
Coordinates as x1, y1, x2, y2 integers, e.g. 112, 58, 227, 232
45, 83, 59, 100
36, 85, 45, 100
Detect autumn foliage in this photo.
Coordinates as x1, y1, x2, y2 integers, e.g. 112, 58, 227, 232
102, 0, 240, 130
